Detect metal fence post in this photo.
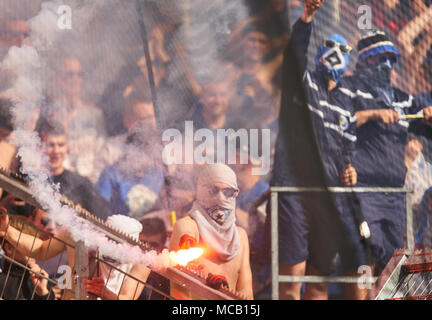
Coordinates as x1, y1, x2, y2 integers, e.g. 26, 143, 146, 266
271, 190, 279, 300
74, 240, 89, 300
405, 191, 414, 252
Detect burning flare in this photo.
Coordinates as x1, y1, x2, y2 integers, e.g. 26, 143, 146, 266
169, 248, 204, 266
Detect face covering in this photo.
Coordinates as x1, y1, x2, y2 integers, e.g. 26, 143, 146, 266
189, 163, 240, 261
357, 54, 397, 104
195, 163, 239, 225
315, 34, 350, 83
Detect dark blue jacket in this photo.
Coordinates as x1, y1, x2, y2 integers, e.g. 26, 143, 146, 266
271, 18, 356, 187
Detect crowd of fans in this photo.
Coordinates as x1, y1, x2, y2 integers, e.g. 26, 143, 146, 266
0, 0, 431, 300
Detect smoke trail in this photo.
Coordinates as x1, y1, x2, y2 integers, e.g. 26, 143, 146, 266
0, 1, 178, 270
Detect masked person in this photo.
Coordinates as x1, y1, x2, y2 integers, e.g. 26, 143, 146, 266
341, 30, 432, 290
266, 0, 365, 300
169, 163, 253, 300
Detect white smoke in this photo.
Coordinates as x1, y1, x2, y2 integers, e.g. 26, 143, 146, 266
0, 1, 178, 270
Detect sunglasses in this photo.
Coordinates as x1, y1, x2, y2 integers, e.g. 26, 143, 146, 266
322, 38, 352, 54
378, 54, 397, 65
207, 185, 239, 198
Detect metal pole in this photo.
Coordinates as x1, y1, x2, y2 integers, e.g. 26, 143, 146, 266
405, 191, 414, 252
135, 0, 161, 129
74, 241, 89, 300
279, 275, 377, 284
271, 191, 279, 300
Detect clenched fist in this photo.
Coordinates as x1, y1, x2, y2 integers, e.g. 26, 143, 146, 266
302, 0, 325, 22
340, 163, 357, 186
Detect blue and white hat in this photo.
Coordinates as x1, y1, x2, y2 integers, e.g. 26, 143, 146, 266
357, 30, 400, 62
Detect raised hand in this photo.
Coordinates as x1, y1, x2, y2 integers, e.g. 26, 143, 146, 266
302, 0, 325, 23
28, 261, 50, 297
83, 277, 105, 298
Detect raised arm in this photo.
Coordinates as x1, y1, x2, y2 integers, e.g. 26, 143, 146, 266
288, 0, 324, 74
0, 211, 68, 260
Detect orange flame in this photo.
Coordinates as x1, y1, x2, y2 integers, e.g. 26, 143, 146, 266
169, 247, 204, 266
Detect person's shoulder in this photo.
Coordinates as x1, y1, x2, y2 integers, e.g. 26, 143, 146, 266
176, 216, 198, 229
98, 165, 119, 179
236, 226, 249, 241
63, 169, 95, 189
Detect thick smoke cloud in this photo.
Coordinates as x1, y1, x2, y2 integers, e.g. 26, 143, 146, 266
0, 0, 259, 268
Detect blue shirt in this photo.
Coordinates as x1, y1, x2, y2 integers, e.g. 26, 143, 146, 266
237, 180, 269, 212
97, 165, 165, 216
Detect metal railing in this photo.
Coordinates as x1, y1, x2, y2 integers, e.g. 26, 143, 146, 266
269, 186, 414, 300
0, 214, 173, 300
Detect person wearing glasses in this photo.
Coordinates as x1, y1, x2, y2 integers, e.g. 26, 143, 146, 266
268, 0, 366, 300
338, 30, 432, 298
169, 163, 253, 300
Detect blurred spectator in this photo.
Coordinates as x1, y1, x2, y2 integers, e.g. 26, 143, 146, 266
138, 217, 170, 300
372, 0, 413, 38
93, 77, 157, 181
96, 115, 165, 220
414, 187, 432, 249
0, 98, 17, 198
231, 145, 269, 296
0, 19, 29, 58
35, 119, 109, 221
43, 57, 106, 182
404, 136, 432, 207
190, 78, 233, 131
163, 163, 196, 222
0, 235, 55, 300
227, 21, 283, 128
231, 146, 269, 239
397, 4, 432, 93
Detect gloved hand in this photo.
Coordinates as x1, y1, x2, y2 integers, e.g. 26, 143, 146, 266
206, 273, 229, 289
179, 234, 197, 250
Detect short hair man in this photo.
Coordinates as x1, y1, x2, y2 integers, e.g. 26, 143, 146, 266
169, 163, 253, 299
35, 119, 109, 221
